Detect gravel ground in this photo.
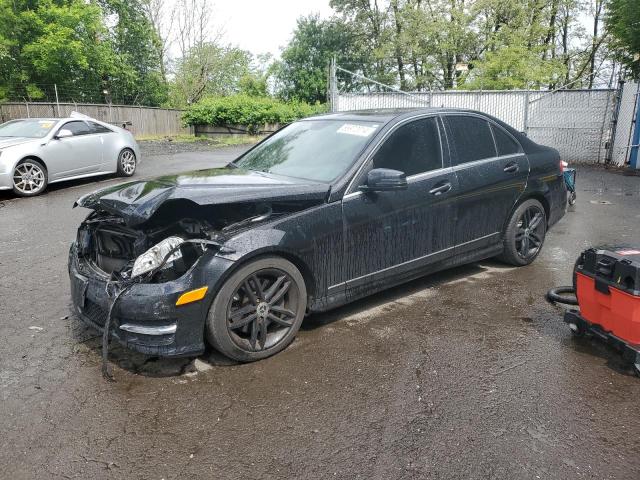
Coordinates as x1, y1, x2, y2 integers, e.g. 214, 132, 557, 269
1, 141, 639, 479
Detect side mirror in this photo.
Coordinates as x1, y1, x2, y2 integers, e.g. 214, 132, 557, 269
56, 129, 73, 139
360, 168, 408, 192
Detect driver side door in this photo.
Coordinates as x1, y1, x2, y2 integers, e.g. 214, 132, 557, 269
45, 120, 103, 180
341, 115, 458, 299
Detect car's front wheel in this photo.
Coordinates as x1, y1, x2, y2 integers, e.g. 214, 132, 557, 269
117, 148, 137, 177
12, 159, 48, 197
498, 199, 547, 266
206, 256, 307, 362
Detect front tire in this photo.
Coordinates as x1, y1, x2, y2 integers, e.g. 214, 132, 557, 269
498, 199, 547, 266
206, 256, 307, 362
12, 159, 48, 197
117, 148, 136, 177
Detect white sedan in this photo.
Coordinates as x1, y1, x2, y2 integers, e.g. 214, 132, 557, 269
0, 114, 141, 196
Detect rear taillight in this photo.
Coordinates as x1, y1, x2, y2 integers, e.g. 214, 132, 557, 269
560, 160, 567, 173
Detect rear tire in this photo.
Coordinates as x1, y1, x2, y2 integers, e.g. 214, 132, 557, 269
117, 148, 136, 177
498, 199, 547, 266
205, 256, 307, 362
12, 159, 48, 197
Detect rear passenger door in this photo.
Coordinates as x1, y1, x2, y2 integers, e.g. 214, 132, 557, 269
442, 114, 529, 253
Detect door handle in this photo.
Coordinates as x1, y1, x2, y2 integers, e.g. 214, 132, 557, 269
504, 162, 519, 173
429, 182, 452, 196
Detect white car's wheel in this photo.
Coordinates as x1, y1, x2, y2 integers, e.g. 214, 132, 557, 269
117, 148, 137, 177
12, 159, 48, 197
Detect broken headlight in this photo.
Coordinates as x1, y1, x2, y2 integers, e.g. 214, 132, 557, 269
131, 236, 184, 278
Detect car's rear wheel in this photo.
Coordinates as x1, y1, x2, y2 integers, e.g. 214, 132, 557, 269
117, 148, 136, 177
12, 159, 48, 197
498, 199, 547, 266
206, 256, 307, 362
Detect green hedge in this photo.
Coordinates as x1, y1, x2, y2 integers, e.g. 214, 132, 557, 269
183, 95, 327, 130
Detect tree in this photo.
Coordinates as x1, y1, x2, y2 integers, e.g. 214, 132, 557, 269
606, 0, 640, 79
272, 14, 367, 103
98, 0, 168, 105
0, 0, 122, 102
0, 0, 169, 105
170, 44, 252, 106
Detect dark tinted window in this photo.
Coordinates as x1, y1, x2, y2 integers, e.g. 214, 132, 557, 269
89, 121, 113, 134
491, 124, 521, 156
62, 121, 92, 136
372, 117, 442, 176
446, 115, 496, 165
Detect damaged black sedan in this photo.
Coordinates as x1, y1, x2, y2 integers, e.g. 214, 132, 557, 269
69, 109, 566, 362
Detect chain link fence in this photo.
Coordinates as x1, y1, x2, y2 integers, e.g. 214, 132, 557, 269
330, 63, 624, 164
0, 102, 190, 137
333, 89, 616, 164
610, 81, 640, 166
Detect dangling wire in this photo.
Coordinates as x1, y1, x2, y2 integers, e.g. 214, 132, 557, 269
102, 280, 135, 381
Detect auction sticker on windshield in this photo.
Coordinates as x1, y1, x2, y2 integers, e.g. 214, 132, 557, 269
337, 123, 378, 137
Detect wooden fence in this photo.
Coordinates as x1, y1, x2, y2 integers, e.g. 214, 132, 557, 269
0, 102, 191, 137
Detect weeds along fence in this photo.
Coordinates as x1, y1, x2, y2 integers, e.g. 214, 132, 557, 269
0, 102, 190, 137
332, 89, 617, 164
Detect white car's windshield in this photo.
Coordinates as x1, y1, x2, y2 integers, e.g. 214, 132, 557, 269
235, 120, 380, 183
0, 119, 57, 138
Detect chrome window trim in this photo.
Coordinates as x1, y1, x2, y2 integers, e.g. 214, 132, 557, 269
328, 231, 500, 290
344, 113, 445, 196
450, 153, 522, 172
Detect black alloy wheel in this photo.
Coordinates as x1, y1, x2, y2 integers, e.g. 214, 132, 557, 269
515, 204, 545, 260
498, 199, 547, 266
206, 257, 306, 362
226, 269, 299, 351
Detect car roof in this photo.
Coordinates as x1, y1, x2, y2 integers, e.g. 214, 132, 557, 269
9, 117, 107, 122
309, 107, 492, 124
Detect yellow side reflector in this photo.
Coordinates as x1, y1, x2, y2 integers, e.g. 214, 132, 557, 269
176, 287, 209, 306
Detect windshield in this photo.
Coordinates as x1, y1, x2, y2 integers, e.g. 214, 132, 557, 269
0, 119, 57, 138
235, 119, 380, 183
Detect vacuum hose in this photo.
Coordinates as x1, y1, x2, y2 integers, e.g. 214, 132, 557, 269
546, 286, 579, 306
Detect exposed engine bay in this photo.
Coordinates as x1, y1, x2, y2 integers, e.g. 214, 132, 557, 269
75, 200, 307, 283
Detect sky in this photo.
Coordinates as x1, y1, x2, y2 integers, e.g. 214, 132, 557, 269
213, 0, 335, 58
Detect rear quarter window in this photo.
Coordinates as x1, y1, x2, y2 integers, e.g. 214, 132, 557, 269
89, 122, 113, 134
491, 124, 521, 156
446, 115, 497, 165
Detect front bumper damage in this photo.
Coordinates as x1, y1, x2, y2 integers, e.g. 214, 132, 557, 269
68, 243, 233, 357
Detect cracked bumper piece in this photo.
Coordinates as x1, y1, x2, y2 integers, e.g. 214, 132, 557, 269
68, 244, 233, 357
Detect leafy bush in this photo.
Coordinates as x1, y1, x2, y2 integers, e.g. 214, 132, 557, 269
183, 95, 326, 131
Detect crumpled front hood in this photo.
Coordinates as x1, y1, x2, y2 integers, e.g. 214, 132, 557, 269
0, 137, 37, 149
75, 167, 330, 226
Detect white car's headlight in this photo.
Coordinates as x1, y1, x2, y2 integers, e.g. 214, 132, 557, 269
132, 236, 183, 278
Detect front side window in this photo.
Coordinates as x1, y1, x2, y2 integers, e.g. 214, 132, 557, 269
372, 117, 442, 176
235, 120, 379, 183
62, 121, 92, 136
446, 115, 497, 165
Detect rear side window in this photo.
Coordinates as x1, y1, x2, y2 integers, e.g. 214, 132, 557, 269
62, 121, 92, 136
491, 124, 521, 156
446, 115, 496, 165
373, 117, 442, 176
89, 121, 113, 134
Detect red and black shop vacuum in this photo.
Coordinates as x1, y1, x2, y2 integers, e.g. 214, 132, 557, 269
547, 247, 640, 376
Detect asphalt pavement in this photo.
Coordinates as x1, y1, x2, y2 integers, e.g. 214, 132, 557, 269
1, 143, 639, 479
